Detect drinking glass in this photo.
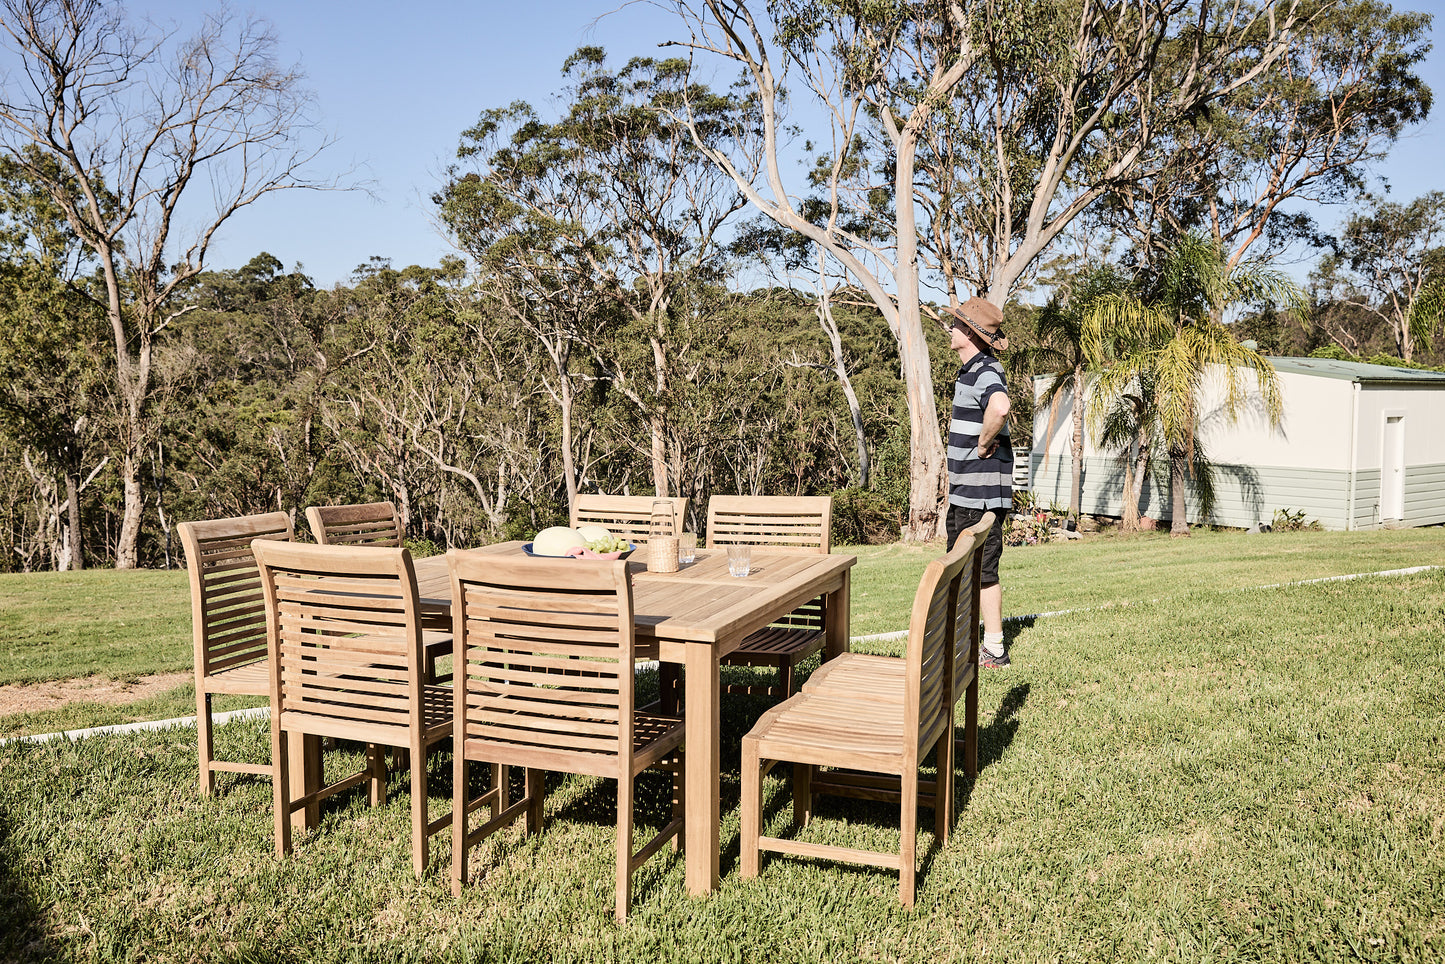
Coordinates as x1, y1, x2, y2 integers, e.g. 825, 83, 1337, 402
649, 500, 674, 543
678, 532, 697, 565
726, 543, 751, 577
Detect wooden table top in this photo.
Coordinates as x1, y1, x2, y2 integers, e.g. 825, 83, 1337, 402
412, 543, 855, 649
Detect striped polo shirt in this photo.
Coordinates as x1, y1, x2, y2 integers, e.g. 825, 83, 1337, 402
947, 353, 1013, 510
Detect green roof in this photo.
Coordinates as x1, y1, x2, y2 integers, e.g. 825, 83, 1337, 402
1267, 356, 1445, 385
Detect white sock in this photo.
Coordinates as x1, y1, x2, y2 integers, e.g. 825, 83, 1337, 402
983, 632, 1005, 658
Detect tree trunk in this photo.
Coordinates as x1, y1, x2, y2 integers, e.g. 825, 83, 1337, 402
649, 416, 669, 497
559, 374, 579, 517
65, 471, 84, 571
1169, 451, 1190, 537
116, 458, 143, 569
819, 293, 870, 488
895, 139, 945, 542
1068, 364, 1085, 518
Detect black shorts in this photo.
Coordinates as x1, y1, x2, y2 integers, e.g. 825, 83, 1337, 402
946, 504, 1004, 585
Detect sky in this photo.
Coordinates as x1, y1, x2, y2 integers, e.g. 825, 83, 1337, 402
131, 0, 1445, 290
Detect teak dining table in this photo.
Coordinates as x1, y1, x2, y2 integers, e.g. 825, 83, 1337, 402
285, 542, 855, 896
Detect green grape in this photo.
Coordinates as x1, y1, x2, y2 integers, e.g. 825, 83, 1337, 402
585, 535, 630, 554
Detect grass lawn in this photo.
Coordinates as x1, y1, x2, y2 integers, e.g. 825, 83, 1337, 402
0, 529, 1442, 961
2, 527, 1443, 736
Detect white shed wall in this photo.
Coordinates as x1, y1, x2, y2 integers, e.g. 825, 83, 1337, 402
1029, 363, 1445, 530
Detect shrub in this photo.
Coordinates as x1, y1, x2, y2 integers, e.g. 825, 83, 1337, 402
404, 538, 441, 558
830, 486, 903, 545
1004, 514, 1052, 547
1272, 507, 1323, 532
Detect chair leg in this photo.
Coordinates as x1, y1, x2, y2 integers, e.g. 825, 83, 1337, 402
740, 739, 762, 880
779, 661, 794, 699
936, 726, 955, 844
671, 752, 685, 853
272, 725, 291, 858
616, 772, 633, 923
659, 663, 681, 714
451, 756, 467, 897
964, 675, 979, 777
525, 768, 545, 835
900, 768, 918, 907
411, 737, 428, 877
367, 744, 387, 807
197, 690, 215, 795
792, 763, 813, 829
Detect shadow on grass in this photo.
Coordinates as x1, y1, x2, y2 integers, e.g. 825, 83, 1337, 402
0, 809, 58, 962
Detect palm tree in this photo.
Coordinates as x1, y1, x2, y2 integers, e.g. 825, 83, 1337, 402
1085, 233, 1304, 536
1022, 266, 1128, 520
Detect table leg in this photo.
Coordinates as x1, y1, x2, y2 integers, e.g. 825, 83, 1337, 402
824, 570, 851, 660
683, 642, 720, 895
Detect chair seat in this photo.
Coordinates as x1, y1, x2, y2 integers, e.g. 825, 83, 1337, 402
203, 658, 272, 696
724, 626, 825, 665
746, 693, 906, 774
801, 652, 905, 698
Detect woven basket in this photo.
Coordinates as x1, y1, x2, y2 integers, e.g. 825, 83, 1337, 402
647, 536, 680, 573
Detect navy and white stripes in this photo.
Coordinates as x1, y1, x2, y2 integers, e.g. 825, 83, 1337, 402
947, 354, 1013, 510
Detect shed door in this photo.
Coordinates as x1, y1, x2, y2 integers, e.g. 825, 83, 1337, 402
1382, 414, 1405, 521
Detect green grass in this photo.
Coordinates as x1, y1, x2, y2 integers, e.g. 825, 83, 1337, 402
1, 558, 1441, 962
0, 568, 192, 683
2, 528, 1442, 739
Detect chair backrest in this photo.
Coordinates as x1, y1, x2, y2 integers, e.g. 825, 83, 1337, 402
570, 495, 688, 545
253, 541, 426, 733
178, 512, 294, 679
306, 502, 403, 548
448, 552, 635, 778
704, 495, 832, 552
904, 525, 986, 760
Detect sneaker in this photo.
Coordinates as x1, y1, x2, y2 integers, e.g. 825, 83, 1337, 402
980, 648, 1011, 669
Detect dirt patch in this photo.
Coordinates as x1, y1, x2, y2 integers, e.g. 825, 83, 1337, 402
0, 672, 192, 717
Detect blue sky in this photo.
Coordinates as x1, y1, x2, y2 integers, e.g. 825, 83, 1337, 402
138, 1, 1444, 289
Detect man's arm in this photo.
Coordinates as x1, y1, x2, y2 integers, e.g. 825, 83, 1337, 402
977, 390, 1011, 458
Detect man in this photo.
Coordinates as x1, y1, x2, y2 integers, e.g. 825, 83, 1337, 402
941, 297, 1013, 668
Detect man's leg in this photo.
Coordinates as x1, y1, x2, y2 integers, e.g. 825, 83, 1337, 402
978, 512, 1008, 667
980, 581, 1002, 637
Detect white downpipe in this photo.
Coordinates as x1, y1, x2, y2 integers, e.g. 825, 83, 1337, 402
1346, 381, 1361, 530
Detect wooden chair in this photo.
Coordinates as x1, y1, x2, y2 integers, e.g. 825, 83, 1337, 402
570, 494, 688, 545
803, 513, 992, 778
707, 495, 833, 698
307, 501, 450, 682
177, 512, 294, 795
738, 522, 987, 906
447, 552, 684, 922
305, 501, 403, 547
252, 540, 453, 876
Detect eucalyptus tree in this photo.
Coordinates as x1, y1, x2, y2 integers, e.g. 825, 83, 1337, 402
1096, 0, 1433, 273
665, 0, 1312, 540
1086, 233, 1303, 535
0, 0, 332, 567
0, 148, 108, 570
1311, 191, 1445, 364
438, 48, 748, 504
